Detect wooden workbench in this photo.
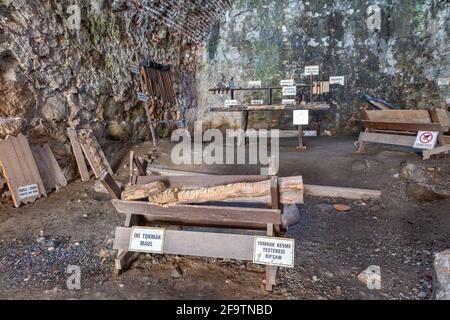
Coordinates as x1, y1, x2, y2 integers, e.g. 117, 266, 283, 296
208, 103, 331, 147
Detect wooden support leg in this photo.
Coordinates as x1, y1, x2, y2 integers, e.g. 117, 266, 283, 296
238, 110, 249, 146
114, 213, 141, 275
265, 223, 277, 291
265, 176, 279, 291
297, 126, 306, 150
355, 129, 368, 153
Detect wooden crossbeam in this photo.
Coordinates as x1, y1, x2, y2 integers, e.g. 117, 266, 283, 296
114, 227, 255, 261
111, 200, 281, 229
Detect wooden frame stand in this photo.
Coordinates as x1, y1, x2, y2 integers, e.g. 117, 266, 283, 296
103, 174, 303, 291
355, 109, 450, 160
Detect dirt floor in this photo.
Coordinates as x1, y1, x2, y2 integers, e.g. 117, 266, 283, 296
0, 136, 449, 300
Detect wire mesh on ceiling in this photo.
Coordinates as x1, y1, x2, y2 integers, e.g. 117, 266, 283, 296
140, 0, 233, 43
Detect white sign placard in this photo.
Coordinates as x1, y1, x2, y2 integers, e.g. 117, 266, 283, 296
137, 92, 149, 102
329, 76, 345, 85
293, 110, 309, 125
224, 99, 238, 107
303, 130, 318, 137
282, 99, 295, 105
248, 81, 262, 88
282, 86, 297, 96
305, 65, 320, 76
251, 99, 264, 105
437, 78, 449, 86
280, 79, 295, 86
130, 64, 140, 74
414, 131, 439, 150
253, 236, 295, 268
18, 184, 39, 200
129, 227, 165, 253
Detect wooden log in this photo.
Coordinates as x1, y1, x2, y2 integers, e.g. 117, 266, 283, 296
148, 176, 303, 205
304, 184, 381, 200
122, 181, 166, 201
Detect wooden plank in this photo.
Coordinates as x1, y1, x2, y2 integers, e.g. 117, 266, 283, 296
148, 166, 209, 176
365, 110, 432, 123
434, 109, 450, 131
422, 144, 450, 160
16, 135, 47, 198
113, 227, 255, 261
0, 136, 26, 207
111, 200, 281, 228
67, 128, 90, 181
304, 184, 381, 200
362, 120, 442, 132
77, 129, 113, 178
358, 132, 416, 147
0, 135, 46, 207
99, 172, 122, 199
32, 144, 67, 192
209, 103, 330, 112
133, 156, 147, 176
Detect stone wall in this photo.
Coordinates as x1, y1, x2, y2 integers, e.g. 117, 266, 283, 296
0, 0, 199, 143
197, 0, 450, 134
0, 0, 200, 186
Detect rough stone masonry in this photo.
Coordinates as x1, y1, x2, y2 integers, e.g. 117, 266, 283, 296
198, 0, 450, 133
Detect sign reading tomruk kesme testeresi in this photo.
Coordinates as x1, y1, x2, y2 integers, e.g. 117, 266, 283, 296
129, 227, 165, 253
414, 131, 439, 150
253, 236, 295, 268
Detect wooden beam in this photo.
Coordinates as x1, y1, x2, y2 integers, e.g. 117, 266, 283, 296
67, 128, 90, 181
304, 184, 381, 200
99, 172, 122, 199
362, 120, 442, 132
113, 227, 255, 261
358, 132, 416, 147
209, 103, 330, 112
422, 144, 450, 160
111, 200, 281, 229
365, 110, 432, 123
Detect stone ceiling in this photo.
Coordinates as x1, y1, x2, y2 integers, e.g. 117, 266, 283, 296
139, 0, 234, 43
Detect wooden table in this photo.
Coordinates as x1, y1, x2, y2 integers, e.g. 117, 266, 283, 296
208, 103, 331, 148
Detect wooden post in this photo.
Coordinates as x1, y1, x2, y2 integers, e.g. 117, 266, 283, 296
114, 213, 141, 275
266, 175, 279, 291
239, 110, 249, 146
297, 125, 305, 149
129, 151, 134, 185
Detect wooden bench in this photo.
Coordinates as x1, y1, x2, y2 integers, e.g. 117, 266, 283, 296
355, 109, 450, 160
103, 173, 303, 291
